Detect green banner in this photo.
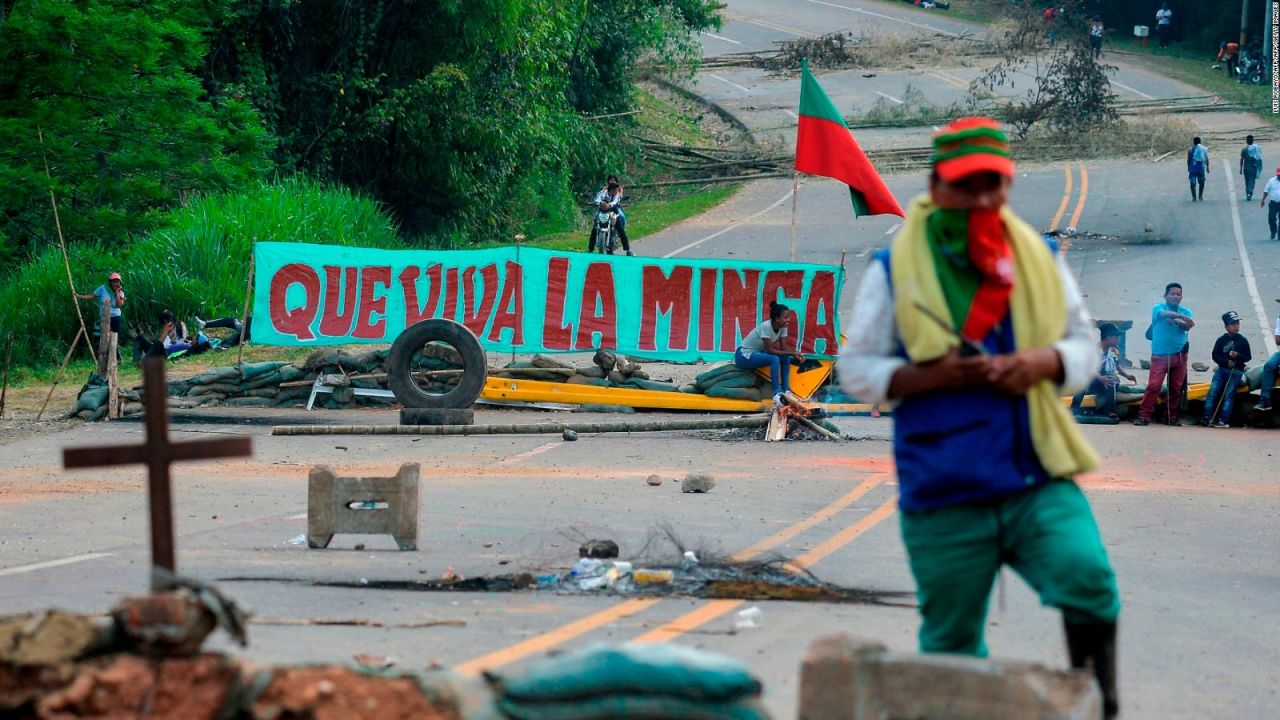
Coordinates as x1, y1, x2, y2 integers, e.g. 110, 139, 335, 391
251, 242, 844, 361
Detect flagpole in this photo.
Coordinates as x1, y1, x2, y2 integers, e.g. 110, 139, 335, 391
789, 173, 799, 262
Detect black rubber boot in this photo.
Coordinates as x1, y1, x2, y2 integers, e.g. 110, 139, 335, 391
1064, 620, 1119, 719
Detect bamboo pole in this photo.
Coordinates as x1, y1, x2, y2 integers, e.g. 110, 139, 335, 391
789, 173, 800, 261
35, 327, 84, 421
38, 128, 95, 365
236, 253, 255, 368
0, 334, 12, 418
272, 414, 771, 437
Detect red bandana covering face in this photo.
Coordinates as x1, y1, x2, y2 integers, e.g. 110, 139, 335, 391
962, 208, 1014, 341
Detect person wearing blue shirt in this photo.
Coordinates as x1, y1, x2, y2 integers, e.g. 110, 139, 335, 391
1136, 282, 1195, 425
1187, 137, 1209, 202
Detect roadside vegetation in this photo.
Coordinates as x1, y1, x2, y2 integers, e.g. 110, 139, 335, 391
0, 0, 738, 376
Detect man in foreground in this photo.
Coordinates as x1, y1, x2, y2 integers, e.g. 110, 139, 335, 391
839, 117, 1121, 717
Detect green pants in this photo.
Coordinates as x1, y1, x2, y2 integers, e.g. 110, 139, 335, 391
900, 480, 1120, 657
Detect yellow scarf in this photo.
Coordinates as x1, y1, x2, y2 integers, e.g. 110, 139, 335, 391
890, 194, 1098, 478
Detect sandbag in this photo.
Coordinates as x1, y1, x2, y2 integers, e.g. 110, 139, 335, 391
494, 645, 762, 707
705, 386, 763, 401
694, 364, 742, 387
122, 402, 143, 416
567, 375, 611, 387
72, 386, 110, 415
532, 354, 575, 370
704, 373, 762, 390
679, 384, 700, 394
188, 383, 242, 397
222, 396, 274, 408
242, 388, 278, 399
502, 368, 573, 382
193, 367, 241, 386
331, 387, 355, 404
276, 364, 309, 383
620, 378, 678, 393
239, 361, 289, 380
575, 365, 607, 379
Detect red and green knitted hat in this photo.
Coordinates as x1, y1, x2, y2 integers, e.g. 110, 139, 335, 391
931, 117, 1015, 182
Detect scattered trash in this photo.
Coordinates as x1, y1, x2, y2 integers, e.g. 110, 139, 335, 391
353, 653, 396, 671
288, 534, 306, 546
536, 575, 562, 589
353, 543, 365, 551
682, 472, 716, 493
734, 606, 763, 630
579, 539, 620, 559
442, 567, 461, 582
358, 578, 369, 586
251, 618, 465, 629
562, 428, 579, 441
1191, 362, 1210, 372
645, 474, 664, 486
633, 569, 675, 585
680, 551, 700, 570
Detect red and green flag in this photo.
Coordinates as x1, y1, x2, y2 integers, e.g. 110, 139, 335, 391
794, 61, 904, 218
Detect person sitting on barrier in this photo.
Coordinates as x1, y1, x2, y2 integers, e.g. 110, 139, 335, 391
1200, 310, 1251, 427
1071, 323, 1136, 419
733, 300, 803, 406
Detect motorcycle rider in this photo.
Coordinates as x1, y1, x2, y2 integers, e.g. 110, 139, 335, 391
588, 176, 633, 256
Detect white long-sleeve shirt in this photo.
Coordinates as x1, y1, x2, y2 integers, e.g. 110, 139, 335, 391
837, 252, 1096, 405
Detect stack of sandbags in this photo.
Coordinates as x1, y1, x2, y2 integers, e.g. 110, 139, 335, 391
689, 364, 770, 402
67, 374, 142, 421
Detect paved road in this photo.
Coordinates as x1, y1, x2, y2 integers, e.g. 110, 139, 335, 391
3, 1, 1279, 718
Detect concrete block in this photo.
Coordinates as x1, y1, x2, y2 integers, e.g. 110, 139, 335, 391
798, 634, 1101, 720
400, 407, 474, 426
308, 464, 419, 551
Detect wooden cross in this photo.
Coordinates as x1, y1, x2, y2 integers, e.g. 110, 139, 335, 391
64, 356, 252, 587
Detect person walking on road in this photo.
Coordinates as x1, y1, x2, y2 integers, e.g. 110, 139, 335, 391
1136, 282, 1194, 426
839, 116, 1121, 719
1155, 2, 1173, 48
1240, 135, 1262, 201
1254, 300, 1280, 412
1089, 16, 1104, 59
1261, 167, 1280, 241
1200, 311, 1252, 427
1187, 137, 1209, 201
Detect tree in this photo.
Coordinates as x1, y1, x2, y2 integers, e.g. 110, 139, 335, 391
203, 0, 721, 240
974, 1, 1117, 138
0, 0, 269, 265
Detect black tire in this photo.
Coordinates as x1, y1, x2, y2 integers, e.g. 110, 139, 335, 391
387, 319, 487, 409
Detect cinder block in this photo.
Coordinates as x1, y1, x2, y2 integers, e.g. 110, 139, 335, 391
308, 464, 419, 551
798, 634, 1101, 720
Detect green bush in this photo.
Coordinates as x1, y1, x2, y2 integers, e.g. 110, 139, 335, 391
0, 177, 400, 369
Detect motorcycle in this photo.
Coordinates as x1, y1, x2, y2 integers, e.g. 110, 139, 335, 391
592, 207, 618, 255
1237, 54, 1263, 85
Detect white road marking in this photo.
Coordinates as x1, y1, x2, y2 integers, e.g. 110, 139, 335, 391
499, 441, 563, 466
709, 74, 752, 93
803, 0, 957, 36
1223, 159, 1277, 355
785, 109, 799, 120
884, 222, 901, 235
1111, 80, 1155, 100
664, 186, 798, 258
705, 32, 741, 45
874, 91, 904, 105
288, 512, 308, 520
0, 553, 113, 577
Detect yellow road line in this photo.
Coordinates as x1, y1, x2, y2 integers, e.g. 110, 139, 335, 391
723, 12, 817, 39
729, 473, 887, 561
455, 473, 889, 674
1049, 162, 1073, 232
638, 497, 900, 644
927, 69, 967, 90
1067, 161, 1088, 230
455, 598, 660, 676
789, 497, 898, 570
631, 599, 746, 645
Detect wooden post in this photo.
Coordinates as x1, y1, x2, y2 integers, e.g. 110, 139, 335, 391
97, 300, 113, 376
789, 174, 800, 261
39, 129, 95, 365
106, 331, 120, 420
35, 327, 83, 422
236, 254, 254, 368
0, 334, 12, 418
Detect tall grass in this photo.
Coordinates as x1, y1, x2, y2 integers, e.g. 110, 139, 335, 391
0, 177, 402, 369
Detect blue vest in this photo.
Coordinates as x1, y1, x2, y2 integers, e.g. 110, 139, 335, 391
877, 248, 1053, 512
